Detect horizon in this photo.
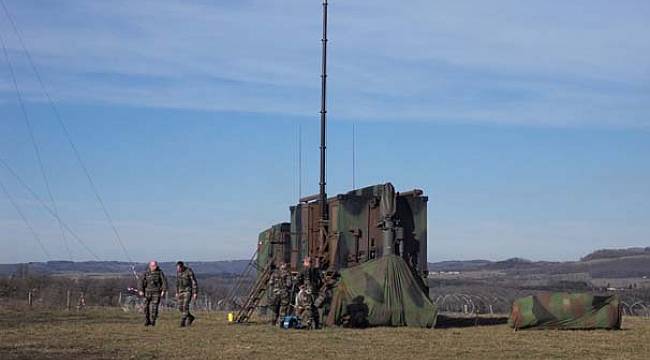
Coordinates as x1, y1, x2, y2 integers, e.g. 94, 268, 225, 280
1, 245, 646, 266
1, 1, 649, 264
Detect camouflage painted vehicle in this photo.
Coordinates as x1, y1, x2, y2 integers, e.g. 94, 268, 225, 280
257, 183, 428, 286
256, 223, 291, 270
509, 292, 622, 330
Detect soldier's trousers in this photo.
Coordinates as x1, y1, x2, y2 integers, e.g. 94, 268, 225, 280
143, 292, 161, 324
270, 293, 290, 326
296, 305, 317, 329
178, 291, 194, 324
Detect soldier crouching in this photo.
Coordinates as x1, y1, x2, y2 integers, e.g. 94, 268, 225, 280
297, 257, 322, 328
295, 283, 317, 329
296, 284, 318, 329
138, 260, 168, 326
176, 261, 199, 327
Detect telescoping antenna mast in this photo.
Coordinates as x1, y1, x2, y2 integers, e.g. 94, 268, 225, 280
318, 0, 329, 267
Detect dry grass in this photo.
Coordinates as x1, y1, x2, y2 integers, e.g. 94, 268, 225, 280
1, 308, 649, 359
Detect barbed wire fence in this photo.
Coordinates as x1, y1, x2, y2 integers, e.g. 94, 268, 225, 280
4, 275, 650, 318
0, 274, 251, 313
431, 291, 650, 317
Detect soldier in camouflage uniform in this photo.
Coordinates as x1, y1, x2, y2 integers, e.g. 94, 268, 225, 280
138, 260, 168, 326
175, 261, 198, 327
296, 257, 321, 329
267, 262, 293, 326
314, 272, 338, 324
295, 283, 316, 329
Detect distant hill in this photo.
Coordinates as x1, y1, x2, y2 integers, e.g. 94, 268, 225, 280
0, 260, 249, 277
4, 246, 649, 279
427, 260, 492, 272
428, 247, 650, 279
581, 247, 650, 261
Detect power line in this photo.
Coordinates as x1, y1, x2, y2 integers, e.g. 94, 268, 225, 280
1, 0, 132, 263
0, 178, 51, 259
0, 21, 72, 261
0, 158, 101, 260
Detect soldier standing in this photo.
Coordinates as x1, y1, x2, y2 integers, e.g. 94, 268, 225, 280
138, 260, 168, 326
268, 262, 293, 326
314, 272, 338, 325
298, 257, 322, 292
175, 261, 198, 327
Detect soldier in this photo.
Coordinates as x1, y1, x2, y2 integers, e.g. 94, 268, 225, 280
314, 272, 338, 324
138, 260, 168, 326
298, 257, 322, 292
296, 257, 321, 328
295, 283, 315, 329
175, 261, 198, 327
267, 262, 293, 326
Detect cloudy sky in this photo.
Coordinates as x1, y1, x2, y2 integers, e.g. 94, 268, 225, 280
0, 0, 648, 263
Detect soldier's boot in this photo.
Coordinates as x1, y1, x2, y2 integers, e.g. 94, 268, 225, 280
180, 317, 186, 328
186, 314, 195, 326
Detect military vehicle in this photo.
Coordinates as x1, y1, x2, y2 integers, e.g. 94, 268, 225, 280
232, 2, 437, 326
257, 183, 429, 288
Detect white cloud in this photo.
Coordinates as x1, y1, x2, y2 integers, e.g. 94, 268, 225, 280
0, 0, 648, 127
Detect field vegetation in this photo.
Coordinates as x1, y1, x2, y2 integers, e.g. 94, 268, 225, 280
1, 308, 649, 359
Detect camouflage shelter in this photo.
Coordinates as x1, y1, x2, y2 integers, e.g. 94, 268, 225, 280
250, 183, 432, 327
290, 183, 428, 282
509, 293, 622, 330
325, 255, 437, 328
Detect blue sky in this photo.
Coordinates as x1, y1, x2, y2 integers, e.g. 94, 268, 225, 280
0, 0, 648, 263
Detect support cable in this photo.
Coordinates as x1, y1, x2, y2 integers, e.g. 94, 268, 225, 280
0, 21, 72, 260
0, 178, 51, 259
1, 0, 133, 265
0, 158, 101, 260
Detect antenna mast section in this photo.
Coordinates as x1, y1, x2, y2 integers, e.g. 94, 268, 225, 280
318, 0, 329, 266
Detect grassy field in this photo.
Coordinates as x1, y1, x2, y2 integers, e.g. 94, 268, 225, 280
1, 308, 649, 359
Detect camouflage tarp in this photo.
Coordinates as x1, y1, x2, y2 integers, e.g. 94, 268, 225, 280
326, 255, 437, 328
509, 292, 622, 330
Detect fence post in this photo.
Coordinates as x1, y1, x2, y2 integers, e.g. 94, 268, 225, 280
28, 290, 32, 308
66, 290, 71, 311
118, 292, 122, 307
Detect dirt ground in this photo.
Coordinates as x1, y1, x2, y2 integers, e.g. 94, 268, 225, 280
1, 308, 649, 359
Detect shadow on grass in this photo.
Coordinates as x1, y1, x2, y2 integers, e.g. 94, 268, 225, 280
435, 314, 509, 329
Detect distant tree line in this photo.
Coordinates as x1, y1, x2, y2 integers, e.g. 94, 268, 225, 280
0, 272, 251, 310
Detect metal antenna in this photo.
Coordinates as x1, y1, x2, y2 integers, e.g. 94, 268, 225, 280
318, 0, 329, 263
352, 122, 356, 189
298, 122, 302, 199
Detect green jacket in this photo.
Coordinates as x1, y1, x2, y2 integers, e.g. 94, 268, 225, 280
138, 267, 168, 293
268, 268, 292, 296
176, 267, 198, 294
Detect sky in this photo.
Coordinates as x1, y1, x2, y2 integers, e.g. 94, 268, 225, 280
0, 0, 649, 263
